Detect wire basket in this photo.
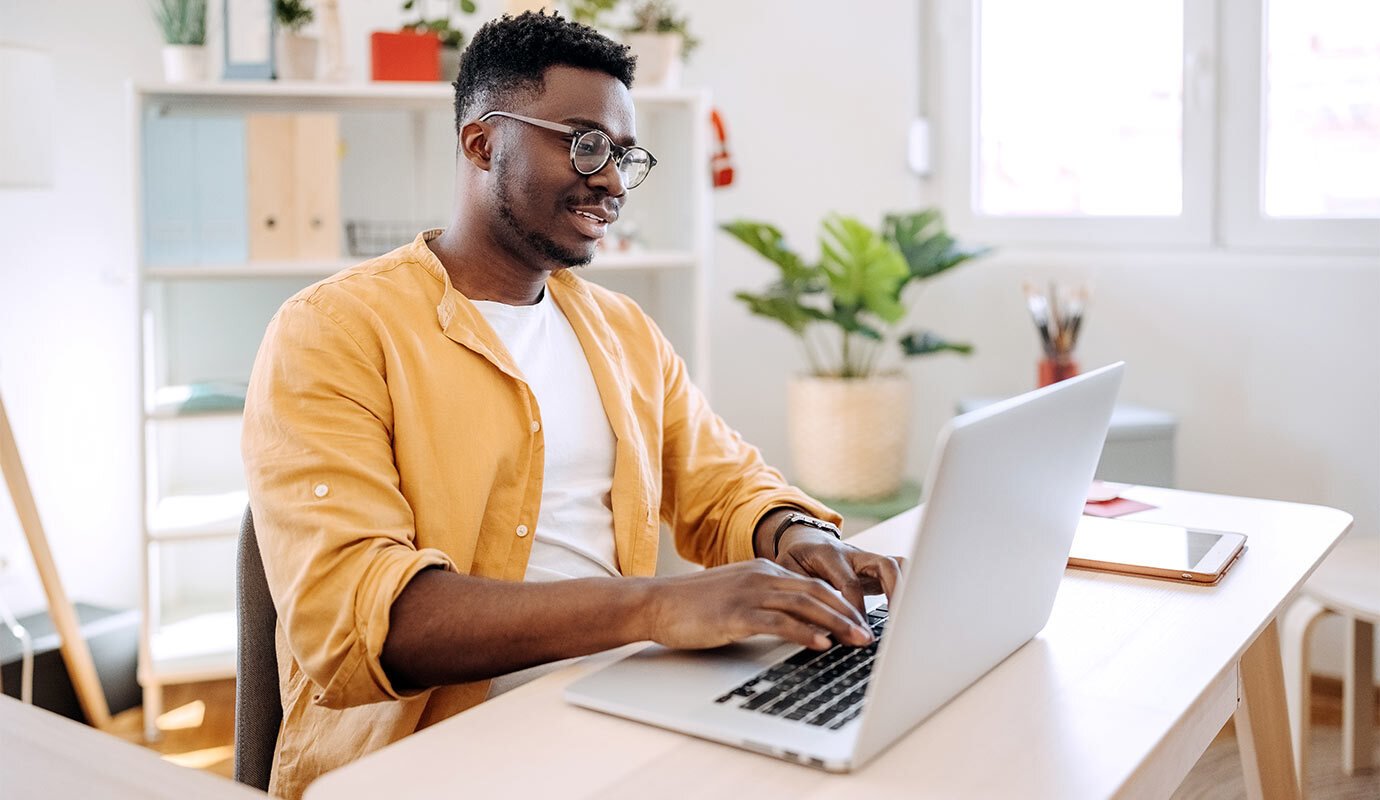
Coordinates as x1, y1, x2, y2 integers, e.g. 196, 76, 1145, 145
344, 221, 443, 258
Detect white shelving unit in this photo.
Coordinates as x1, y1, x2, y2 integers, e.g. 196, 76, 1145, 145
130, 80, 712, 739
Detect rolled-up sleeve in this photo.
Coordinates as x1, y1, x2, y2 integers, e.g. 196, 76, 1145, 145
653, 324, 841, 568
242, 294, 455, 709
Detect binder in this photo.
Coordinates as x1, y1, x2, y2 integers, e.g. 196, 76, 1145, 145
246, 113, 341, 261
245, 114, 298, 261
142, 112, 199, 265
143, 114, 250, 266
292, 114, 342, 261
195, 117, 249, 264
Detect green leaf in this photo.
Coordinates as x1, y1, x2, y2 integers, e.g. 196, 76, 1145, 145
830, 302, 883, 340
898, 330, 974, 357
402, 0, 415, 9
818, 215, 908, 323
733, 290, 826, 336
883, 210, 992, 285
459, 0, 476, 12
719, 220, 817, 287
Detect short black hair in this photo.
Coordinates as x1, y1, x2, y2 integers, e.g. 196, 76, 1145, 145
452, 10, 637, 132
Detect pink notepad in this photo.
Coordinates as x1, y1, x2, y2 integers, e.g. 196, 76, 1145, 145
1083, 497, 1158, 518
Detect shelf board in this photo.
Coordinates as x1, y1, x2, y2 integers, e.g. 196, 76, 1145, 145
135, 80, 704, 113
145, 259, 357, 280
586, 250, 697, 271
149, 490, 247, 542
146, 405, 244, 422
143, 251, 695, 279
145, 610, 236, 684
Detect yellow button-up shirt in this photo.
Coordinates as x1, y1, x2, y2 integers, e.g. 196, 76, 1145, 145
242, 231, 839, 798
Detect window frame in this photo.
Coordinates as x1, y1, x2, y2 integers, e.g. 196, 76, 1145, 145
1217, 0, 1380, 251
931, 0, 1380, 252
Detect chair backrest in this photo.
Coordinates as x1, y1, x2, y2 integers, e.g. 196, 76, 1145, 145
234, 506, 281, 791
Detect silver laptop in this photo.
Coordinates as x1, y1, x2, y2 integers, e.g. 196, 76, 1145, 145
565, 362, 1124, 771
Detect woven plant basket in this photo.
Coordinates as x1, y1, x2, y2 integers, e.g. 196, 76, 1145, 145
787, 373, 911, 501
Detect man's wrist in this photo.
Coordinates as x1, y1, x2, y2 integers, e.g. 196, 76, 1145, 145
622, 577, 661, 642
770, 512, 841, 558
753, 506, 806, 558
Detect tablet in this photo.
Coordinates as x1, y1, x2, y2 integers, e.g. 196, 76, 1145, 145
1068, 516, 1247, 585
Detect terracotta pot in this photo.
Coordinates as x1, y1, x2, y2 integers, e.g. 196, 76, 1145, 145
624, 33, 682, 88
276, 32, 319, 80
370, 30, 440, 82
787, 373, 911, 501
161, 45, 207, 83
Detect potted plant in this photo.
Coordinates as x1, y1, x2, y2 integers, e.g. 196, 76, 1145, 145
621, 0, 698, 88
722, 210, 990, 500
403, 0, 476, 82
567, 0, 620, 29
152, 0, 208, 83
274, 0, 318, 80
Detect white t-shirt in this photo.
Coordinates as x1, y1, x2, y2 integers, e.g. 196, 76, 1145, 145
471, 286, 621, 583
472, 287, 620, 697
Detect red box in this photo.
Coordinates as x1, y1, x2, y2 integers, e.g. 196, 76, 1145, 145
370, 30, 441, 82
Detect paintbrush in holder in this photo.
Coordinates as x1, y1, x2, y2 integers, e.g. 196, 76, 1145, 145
1024, 282, 1089, 387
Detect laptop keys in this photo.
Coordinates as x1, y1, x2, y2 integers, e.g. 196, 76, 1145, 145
714, 606, 888, 728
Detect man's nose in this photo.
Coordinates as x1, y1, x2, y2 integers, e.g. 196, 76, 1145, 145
585, 157, 626, 198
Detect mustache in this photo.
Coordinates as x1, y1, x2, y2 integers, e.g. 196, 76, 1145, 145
566, 192, 611, 207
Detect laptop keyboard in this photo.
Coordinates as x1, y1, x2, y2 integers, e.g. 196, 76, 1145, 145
713, 606, 888, 730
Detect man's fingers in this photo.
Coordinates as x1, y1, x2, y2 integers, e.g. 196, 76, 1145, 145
851, 551, 905, 601
748, 609, 831, 651
760, 589, 872, 646
809, 549, 868, 615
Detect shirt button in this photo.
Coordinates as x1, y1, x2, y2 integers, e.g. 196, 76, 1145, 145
530, 420, 540, 433
516, 524, 529, 537
313, 483, 329, 498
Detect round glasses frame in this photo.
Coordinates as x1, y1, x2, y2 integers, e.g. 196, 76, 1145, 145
478, 110, 658, 190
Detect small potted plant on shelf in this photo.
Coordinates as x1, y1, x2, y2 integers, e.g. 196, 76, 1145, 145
567, 0, 619, 29
722, 210, 990, 501
152, 0, 208, 83
402, 0, 476, 81
274, 0, 318, 80
621, 0, 698, 88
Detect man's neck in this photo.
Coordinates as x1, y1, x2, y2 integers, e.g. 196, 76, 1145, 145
427, 222, 550, 306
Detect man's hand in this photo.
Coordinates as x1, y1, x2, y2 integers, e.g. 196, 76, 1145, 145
773, 528, 904, 615
644, 559, 876, 652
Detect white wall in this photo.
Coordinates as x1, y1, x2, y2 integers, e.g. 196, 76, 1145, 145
0, 0, 159, 615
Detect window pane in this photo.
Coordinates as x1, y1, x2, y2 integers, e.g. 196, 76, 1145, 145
976, 0, 1183, 217
1264, 0, 1380, 218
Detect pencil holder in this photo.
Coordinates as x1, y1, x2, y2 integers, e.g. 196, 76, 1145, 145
1038, 356, 1079, 387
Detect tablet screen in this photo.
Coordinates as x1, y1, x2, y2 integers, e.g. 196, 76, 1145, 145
1070, 517, 1228, 572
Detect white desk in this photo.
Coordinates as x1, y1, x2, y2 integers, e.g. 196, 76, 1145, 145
0, 694, 259, 799
307, 487, 1351, 800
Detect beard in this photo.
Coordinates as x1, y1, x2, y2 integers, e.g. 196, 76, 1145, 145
494, 160, 595, 269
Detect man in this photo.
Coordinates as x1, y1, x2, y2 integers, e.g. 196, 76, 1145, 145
243, 11, 901, 799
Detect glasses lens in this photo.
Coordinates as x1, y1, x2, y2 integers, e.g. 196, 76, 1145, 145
572, 131, 611, 174
619, 148, 653, 189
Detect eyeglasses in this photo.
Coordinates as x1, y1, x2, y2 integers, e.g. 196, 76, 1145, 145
478, 111, 658, 190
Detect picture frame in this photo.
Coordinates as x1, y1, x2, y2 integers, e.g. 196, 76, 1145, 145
223, 0, 275, 79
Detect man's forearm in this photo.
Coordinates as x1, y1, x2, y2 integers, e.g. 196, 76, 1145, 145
381, 569, 656, 690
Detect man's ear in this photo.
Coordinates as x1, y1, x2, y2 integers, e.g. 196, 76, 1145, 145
459, 120, 493, 170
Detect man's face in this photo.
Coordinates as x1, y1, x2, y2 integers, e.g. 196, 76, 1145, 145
487, 65, 636, 269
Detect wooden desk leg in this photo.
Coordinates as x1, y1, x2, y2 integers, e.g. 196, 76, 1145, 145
1343, 616, 1375, 775
1237, 619, 1301, 800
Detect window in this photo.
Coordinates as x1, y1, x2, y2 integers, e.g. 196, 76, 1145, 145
976, 0, 1184, 218
933, 0, 1380, 250
1261, 0, 1380, 219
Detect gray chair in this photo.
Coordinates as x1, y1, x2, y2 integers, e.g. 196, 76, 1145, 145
235, 506, 281, 792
